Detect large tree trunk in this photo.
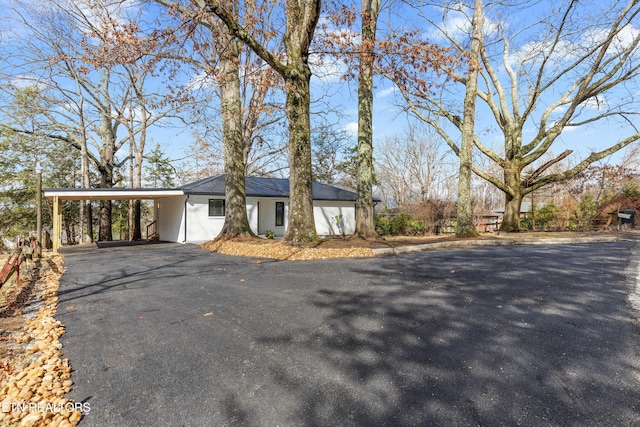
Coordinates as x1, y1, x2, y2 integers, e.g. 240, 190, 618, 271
98, 80, 116, 242
282, 65, 317, 244
456, 0, 482, 238
130, 135, 144, 241
130, 200, 141, 240
500, 160, 523, 231
85, 202, 93, 242
218, 24, 253, 239
81, 148, 94, 243
98, 166, 113, 241
354, 0, 380, 239
78, 94, 94, 243
201, 0, 320, 244
98, 201, 112, 241
502, 193, 523, 232
128, 140, 140, 240
129, 66, 149, 241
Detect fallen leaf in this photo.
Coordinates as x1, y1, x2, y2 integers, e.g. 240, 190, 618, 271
123, 285, 129, 288
256, 260, 263, 264
450, 270, 456, 273
203, 312, 214, 317
0, 361, 12, 374
65, 306, 75, 311
240, 279, 245, 282
137, 316, 144, 320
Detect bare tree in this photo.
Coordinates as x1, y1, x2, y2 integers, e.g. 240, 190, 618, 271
319, 0, 455, 238
155, 0, 290, 237
398, 0, 640, 231
453, 0, 482, 237
375, 125, 454, 207
203, 0, 322, 244
1, 0, 181, 240
354, 0, 382, 238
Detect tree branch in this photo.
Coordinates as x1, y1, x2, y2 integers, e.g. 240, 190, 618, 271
201, 0, 286, 75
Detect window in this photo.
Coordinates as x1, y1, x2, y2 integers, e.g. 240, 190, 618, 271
208, 199, 225, 217
275, 202, 284, 226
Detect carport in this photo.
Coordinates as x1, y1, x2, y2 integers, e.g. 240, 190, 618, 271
43, 188, 183, 253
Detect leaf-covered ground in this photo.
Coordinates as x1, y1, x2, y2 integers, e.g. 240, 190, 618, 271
200, 231, 612, 260
0, 255, 83, 426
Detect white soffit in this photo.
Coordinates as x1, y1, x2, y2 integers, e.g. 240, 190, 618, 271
43, 189, 185, 201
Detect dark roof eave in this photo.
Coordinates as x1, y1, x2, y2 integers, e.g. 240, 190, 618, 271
186, 193, 361, 201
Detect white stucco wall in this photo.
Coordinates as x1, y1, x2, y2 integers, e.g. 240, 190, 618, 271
156, 196, 186, 243
173, 195, 357, 243
246, 197, 259, 234
313, 201, 356, 236
185, 195, 264, 243
185, 195, 224, 244
257, 198, 289, 237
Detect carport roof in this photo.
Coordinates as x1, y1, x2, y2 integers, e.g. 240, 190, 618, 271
43, 188, 183, 201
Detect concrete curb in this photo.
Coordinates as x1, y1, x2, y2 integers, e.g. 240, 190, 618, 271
371, 235, 629, 256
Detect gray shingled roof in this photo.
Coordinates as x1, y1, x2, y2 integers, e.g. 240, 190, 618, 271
181, 175, 363, 201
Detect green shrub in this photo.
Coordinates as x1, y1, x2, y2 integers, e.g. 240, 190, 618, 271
623, 182, 640, 197
394, 212, 412, 235
375, 215, 392, 236
536, 203, 559, 229
376, 212, 426, 236
406, 219, 427, 235
521, 202, 560, 230
265, 230, 276, 239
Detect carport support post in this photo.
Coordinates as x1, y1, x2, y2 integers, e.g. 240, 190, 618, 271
53, 196, 62, 253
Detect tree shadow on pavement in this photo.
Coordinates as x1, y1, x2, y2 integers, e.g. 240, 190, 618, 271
56, 243, 261, 304
251, 244, 640, 426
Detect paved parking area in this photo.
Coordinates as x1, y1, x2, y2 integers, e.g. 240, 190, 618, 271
56, 241, 640, 426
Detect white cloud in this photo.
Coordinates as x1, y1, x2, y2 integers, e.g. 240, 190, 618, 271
59, 0, 141, 42
584, 25, 640, 54
311, 16, 358, 83
9, 75, 45, 89
581, 95, 609, 111
510, 24, 640, 68
317, 14, 361, 45
430, 7, 503, 42
187, 71, 217, 91
442, 14, 472, 39
509, 39, 577, 67
343, 122, 358, 136
613, 25, 640, 50
376, 87, 396, 98
122, 106, 148, 123
310, 54, 348, 83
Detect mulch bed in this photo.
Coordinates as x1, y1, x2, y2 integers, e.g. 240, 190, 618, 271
0, 255, 83, 426
199, 231, 613, 260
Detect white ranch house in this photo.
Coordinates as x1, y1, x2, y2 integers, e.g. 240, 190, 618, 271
161, 175, 359, 243
44, 175, 362, 250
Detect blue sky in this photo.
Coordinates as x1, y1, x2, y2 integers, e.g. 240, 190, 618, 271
1, 0, 639, 177
308, 0, 640, 173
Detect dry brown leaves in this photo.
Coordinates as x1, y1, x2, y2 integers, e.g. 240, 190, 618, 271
200, 238, 374, 261
0, 254, 84, 426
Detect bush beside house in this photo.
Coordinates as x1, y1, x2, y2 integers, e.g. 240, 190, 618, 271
376, 200, 456, 236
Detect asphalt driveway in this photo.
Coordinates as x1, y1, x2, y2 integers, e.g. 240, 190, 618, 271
56, 241, 640, 426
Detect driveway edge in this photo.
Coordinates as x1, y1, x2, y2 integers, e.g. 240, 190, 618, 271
371, 235, 628, 256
